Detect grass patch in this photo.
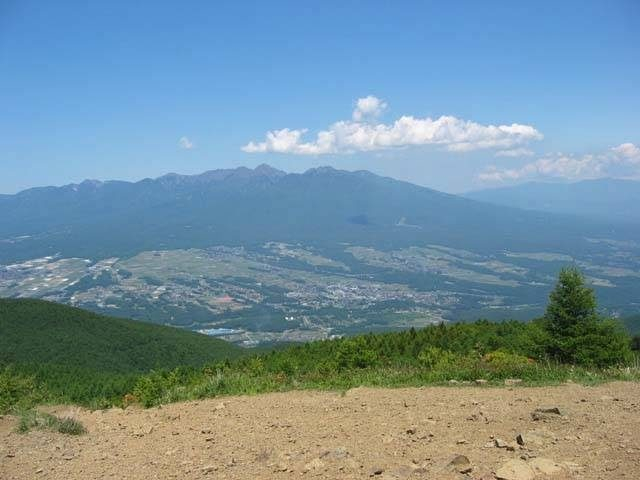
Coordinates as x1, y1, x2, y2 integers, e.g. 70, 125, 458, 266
130, 350, 640, 408
16, 409, 86, 435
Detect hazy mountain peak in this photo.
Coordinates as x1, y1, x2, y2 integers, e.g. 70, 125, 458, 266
155, 164, 286, 186
253, 163, 286, 178
303, 166, 341, 176
78, 179, 104, 188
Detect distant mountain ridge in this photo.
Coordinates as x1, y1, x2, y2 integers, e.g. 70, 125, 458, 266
1, 166, 638, 264
9, 163, 287, 196
466, 178, 640, 223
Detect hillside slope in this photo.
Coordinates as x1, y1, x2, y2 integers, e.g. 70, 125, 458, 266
0, 298, 243, 372
0, 299, 244, 404
466, 178, 640, 223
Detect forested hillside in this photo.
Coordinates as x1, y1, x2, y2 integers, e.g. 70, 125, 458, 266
0, 298, 244, 407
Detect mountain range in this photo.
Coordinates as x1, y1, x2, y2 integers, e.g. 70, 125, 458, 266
1, 165, 637, 264
466, 178, 640, 223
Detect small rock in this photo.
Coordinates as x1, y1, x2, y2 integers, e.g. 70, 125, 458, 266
62, 451, 75, 461
202, 465, 217, 474
538, 406, 561, 414
516, 429, 555, 446
475, 379, 488, 385
369, 466, 384, 476
456, 439, 468, 445
504, 378, 522, 386
495, 459, 535, 480
320, 447, 349, 460
528, 457, 564, 476
406, 427, 417, 435
448, 454, 472, 473
448, 379, 459, 384
304, 458, 325, 472
494, 438, 516, 451
531, 407, 563, 421
35, 468, 43, 474
475, 474, 498, 480
387, 465, 415, 478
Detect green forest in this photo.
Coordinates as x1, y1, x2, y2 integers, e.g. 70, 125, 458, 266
1, 268, 639, 414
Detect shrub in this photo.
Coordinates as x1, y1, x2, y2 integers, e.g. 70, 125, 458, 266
245, 357, 265, 376
55, 417, 87, 435
481, 351, 533, 376
16, 410, 86, 435
417, 346, 458, 369
335, 339, 378, 370
0, 368, 42, 414
133, 369, 183, 407
568, 319, 633, 367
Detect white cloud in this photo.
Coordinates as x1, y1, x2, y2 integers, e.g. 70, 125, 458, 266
478, 143, 640, 183
352, 95, 387, 122
611, 142, 640, 163
242, 96, 542, 155
179, 136, 194, 150
494, 148, 535, 158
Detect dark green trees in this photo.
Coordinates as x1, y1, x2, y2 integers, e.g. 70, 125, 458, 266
543, 267, 631, 367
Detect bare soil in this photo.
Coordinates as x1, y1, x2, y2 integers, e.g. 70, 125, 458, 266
2, 382, 639, 479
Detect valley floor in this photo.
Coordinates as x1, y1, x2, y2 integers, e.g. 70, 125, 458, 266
1, 382, 639, 479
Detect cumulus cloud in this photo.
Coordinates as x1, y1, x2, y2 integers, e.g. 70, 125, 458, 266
477, 143, 640, 183
611, 142, 640, 162
179, 136, 194, 150
242, 96, 542, 155
352, 95, 387, 121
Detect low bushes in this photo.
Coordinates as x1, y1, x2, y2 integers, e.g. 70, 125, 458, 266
16, 409, 86, 435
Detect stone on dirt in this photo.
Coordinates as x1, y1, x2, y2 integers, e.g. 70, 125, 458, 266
531, 406, 563, 421
448, 454, 473, 473
528, 457, 564, 476
303, 458, 325, 472
516, 429, 555, 446
495, 459, 535, 480
494, 438, 516, 451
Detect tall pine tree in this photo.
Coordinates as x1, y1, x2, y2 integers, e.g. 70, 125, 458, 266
544, 267, 631, 366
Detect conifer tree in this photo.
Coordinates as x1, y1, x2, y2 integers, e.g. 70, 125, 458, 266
544, 267, 630, 366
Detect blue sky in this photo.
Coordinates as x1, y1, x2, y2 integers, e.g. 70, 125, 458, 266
1, 0, 638, 194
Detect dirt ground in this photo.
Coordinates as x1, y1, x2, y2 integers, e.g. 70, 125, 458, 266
1, 382, 639, 479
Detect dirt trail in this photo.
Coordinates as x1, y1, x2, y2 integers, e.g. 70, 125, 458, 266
1, 382, 639, 479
